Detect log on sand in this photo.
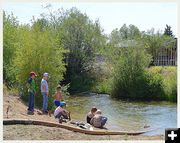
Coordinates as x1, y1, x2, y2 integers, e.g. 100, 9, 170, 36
3, 119, 153, 135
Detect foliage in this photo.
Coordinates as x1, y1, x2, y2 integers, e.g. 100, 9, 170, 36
3, 12, 19, 88
3, 9, 177, 103
164, 24, 174, 37
148, 66, 177, 102
109, 42, 176, 101
109, 24, 141, 44
92, 78, 112, 94
47, 7, 106, 84
60, 83, 70, 96
110, 45, 163, 100
141, 29, 175, 57
12, 18, 67, 108
69, 73, 96, 93
111, 46, 151, 97
108, 27, 175, 66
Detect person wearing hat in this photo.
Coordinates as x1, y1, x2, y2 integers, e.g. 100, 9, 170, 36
41, 72, 49, 114
27, 71, 37, 115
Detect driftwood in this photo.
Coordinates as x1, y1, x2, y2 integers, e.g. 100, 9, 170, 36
3, 119, 155, 135
6, 101, 11, 119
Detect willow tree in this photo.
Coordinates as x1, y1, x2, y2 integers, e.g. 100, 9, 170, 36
47, 8, 106, 84
3, 12, 19, 87
13, 18, 67, 107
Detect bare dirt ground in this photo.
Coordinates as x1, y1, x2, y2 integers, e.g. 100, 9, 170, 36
3, 90, 164, 140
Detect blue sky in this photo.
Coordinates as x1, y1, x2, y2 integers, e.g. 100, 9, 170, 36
3, 2, 178, 36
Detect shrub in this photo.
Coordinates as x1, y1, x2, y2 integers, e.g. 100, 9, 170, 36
92, 78, 112, 94
144, 72, 165, 100
3, 12, 19, 88
69, 74, 96, 93
110, 46, 168, 101
148, 66, 177, 102
111, 46, 152, 99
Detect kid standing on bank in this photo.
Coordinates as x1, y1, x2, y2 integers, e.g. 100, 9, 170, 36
41, 72, 49, 114
54, 85, 66, 107
27, 71, 37, 115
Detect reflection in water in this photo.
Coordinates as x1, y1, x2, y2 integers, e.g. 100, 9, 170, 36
65, 94, 176, 135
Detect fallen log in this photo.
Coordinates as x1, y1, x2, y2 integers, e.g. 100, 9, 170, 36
3, 119, 154, 135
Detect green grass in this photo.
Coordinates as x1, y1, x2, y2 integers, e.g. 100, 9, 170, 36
147, 66, 177, 102
92, 78, 112, 94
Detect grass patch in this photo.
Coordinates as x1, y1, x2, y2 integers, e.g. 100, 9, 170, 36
148, 66, 177, 102
92, 78, 112, 94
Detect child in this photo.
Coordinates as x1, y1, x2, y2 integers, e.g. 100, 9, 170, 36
53, 85, 66, 107
86, 107, 97, 124
27, 71, 37, 115
54, 105, 71, 123
90, 109, 108, 128
41, 72, 49, 114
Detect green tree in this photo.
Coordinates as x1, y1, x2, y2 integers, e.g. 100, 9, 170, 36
118, 24, 141, 40
48, 8, 106, 85
141, 29, 175, 65
128, 24, 141, 39
109, 28, 121, 45
107, 24, 141, 66
13, 19, 67, 108
164, 24, 173, 37
3, 12, 19, 87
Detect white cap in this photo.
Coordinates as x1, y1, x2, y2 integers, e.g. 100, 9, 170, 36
43, 72, 49, 77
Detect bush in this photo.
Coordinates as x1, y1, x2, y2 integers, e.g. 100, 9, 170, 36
163, 73, 177, 102
69, 74, 96, 93
144, 72, 165, 100
3, 12, 19, 88
111, 71, 165, 101
92, 78, 112, 94
148, 66, 177, 102
111, 46, 152, 99
110, 46, 169, 101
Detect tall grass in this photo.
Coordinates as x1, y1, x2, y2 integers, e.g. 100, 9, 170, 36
148, 66, 177, 102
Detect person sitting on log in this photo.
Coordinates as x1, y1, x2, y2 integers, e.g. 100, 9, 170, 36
90, 109, 108, 128
86, 106, 97, 124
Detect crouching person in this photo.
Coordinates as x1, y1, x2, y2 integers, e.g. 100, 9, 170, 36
90, 109, 107, 128
54, 105, 71, 123
86, 107, 97, 124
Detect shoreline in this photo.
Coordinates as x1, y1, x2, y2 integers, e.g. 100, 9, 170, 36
3, 124, 164, 140
3, 92, 165, 140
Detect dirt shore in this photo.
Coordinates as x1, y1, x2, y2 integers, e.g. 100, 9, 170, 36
3, 92, 164, 140
3, 124, 164, 140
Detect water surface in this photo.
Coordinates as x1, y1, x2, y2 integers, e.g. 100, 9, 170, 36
65, 94, 176, 135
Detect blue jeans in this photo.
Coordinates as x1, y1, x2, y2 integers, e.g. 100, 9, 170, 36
42, 92, 48, 112
28, 92, 34, 112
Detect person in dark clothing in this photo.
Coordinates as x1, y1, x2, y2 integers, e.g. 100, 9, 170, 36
86, 107, 97, 124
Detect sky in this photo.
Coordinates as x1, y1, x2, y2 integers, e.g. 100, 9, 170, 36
3, 2, 178, 36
